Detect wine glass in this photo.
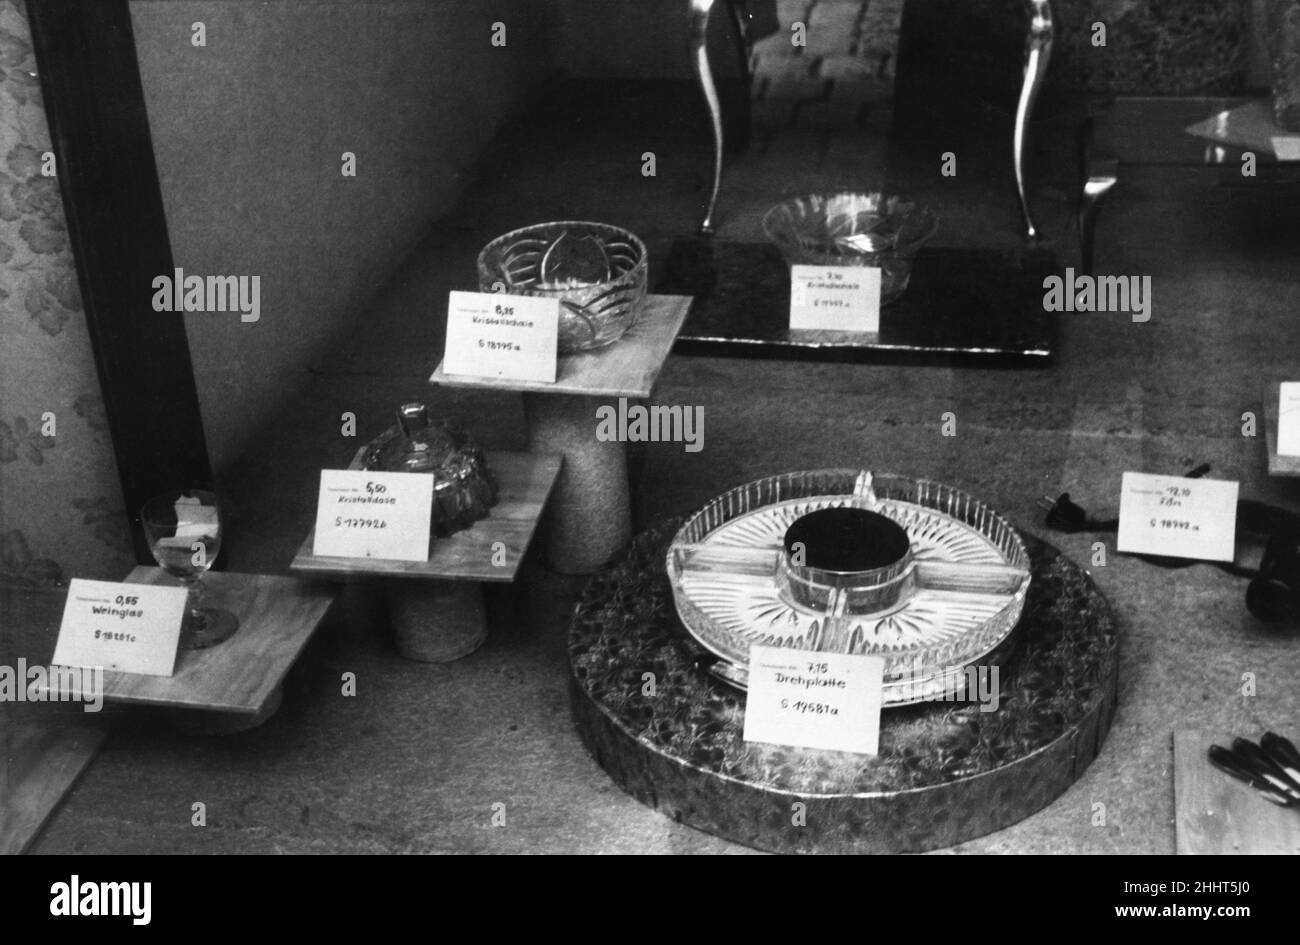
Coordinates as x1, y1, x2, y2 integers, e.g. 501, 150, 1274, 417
139, 489, 239, 649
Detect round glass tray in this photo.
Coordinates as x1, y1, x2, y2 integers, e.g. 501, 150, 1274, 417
665, 470, 1031, 706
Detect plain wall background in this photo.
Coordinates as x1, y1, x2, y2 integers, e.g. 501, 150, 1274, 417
554, 0, 695, 78
131, 0, 562, 472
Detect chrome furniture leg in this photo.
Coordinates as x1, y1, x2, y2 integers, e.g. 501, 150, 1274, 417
1079, 157, 1118, 273
1077, 115, 1117, 273
726, 0, 755, 152
691, 0, 724, 234
727, 0, 754, 66
1015, 0, 1054, 239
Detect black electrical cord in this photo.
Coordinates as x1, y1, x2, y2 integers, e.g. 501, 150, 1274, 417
1037, 463, 1250, 574
1042, 464, 1300, 623
1037, 463, 1300, 585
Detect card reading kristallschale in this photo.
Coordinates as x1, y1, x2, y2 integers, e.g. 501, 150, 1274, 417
442, 290, 559, 383
789, 265, 881, 333
1116, 471, 1238, 563
742, 646, 884, 755
52, 578, 189, 677
312, 469, 434, 562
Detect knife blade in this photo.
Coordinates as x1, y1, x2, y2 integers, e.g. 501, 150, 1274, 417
1261, 732, 1300, 785
1231, 738, 1300, 800
1207, 745, 1295, 807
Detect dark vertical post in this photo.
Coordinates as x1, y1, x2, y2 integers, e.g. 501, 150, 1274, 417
27, 0, 212, 563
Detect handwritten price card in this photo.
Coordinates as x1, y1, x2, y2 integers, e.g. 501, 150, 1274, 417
742, 646, 884, 755
1271, 136, 1300, 162
311, 470, 434, 562
51, 578, 189, 676
789, 265, 881, 333
442, 290, 559, 383
1116, 471, 1238, 563
1278, 382, 1300, 457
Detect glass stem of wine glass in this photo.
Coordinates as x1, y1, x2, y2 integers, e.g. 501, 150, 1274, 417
182, 570, 205, 617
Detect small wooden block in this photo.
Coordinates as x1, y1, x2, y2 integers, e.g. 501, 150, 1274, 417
1264, 382, 1300, 477
1174, 730, 1300, 855
430, 294, 691, 399
84, 570, 335, 714
291, 451, 562, 582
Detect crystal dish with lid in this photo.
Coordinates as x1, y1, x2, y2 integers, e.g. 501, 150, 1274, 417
361, 403, 498, 538
665, 470, 1031, 707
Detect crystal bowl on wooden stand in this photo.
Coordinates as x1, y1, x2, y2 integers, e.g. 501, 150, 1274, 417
477, 221, 648, 354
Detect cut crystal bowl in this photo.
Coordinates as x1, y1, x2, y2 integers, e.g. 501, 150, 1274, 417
666, 470, 1031, 706
477, 221, 648, 353
762, 192, 938, 305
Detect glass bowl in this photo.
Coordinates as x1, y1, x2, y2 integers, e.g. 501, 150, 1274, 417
665, 470, 1031, 705
477, 221, 648, 353
762, 192, 938, 305
360, 403, 497, 539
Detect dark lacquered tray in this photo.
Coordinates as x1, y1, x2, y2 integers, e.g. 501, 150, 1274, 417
657, 239, 1056, 366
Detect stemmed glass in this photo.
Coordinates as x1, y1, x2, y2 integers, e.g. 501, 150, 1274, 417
139, 489, 239, 650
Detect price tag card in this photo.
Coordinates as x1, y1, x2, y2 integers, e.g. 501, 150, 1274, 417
51, 578, 188, 677
1278, 382, 1300, 457
742, 646, 884, 755
789, 265, 881, 333
311, 470, 433, 562
1116, 471, 1238, 562
442, 290, 559, 383
1271, 136, 1300, 162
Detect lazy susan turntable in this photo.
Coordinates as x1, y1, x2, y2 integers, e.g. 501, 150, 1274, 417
569, 471, 1118, 854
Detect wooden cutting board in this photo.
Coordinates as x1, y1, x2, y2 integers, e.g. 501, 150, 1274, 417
1174, 730, 1300, 854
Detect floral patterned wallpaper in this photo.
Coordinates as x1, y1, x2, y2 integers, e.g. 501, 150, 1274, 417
0, 0, 134, 588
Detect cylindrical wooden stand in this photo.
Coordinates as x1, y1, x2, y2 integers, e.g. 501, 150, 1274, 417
524, 392, 632, 574
384, 579, 487, 662
569, 524, 1119, 854
167, 685, 284, 737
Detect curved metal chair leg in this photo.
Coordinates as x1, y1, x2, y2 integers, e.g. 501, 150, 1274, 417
727, 0, 753, 69
690, 0, 724, 235
727, 0, 755, 153
1015, 0, 1054, 240
1076, 116, 1117, 273
1079, 158, 1118, 274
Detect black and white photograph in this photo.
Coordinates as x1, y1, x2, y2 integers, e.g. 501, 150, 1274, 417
1, 0, 1298, 883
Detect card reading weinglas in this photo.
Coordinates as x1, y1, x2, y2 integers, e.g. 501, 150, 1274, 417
789, 265, 881, 333
742, 646, 884, 755
52, 578, 189, 677
312, 469, 434, 562
1116, 471, 1238, 563
442, 290, 559, 383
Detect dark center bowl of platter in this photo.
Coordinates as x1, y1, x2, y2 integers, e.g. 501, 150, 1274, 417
783, 507, 911, 574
